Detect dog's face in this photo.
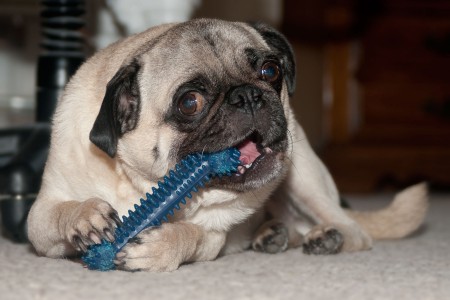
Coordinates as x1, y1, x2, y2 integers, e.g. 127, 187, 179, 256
89, 19, 295, 192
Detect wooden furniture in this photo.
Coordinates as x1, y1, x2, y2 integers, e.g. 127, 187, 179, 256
283, 0, 450, 192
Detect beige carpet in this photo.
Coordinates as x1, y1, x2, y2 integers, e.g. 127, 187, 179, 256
1, 194, 449, 300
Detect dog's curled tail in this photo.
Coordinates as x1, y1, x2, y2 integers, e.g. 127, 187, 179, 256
345, 182, 429, 240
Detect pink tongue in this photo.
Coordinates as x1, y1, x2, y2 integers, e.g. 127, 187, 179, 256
238, 140, 261, 165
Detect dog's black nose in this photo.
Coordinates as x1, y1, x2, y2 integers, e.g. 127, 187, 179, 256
227, 85, 263, 114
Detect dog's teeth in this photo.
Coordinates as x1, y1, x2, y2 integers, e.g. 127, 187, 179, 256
238, 166, 246, 174
264, 147, 273, 154
244, 163, 252, 169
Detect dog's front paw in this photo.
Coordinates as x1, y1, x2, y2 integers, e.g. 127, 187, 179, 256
115, 224, 183, 272
65, 198, 121, 252
252, 220, 289, 254
303, 226, 344, 255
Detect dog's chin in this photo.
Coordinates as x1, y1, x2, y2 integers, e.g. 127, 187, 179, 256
211, 149, 286, 192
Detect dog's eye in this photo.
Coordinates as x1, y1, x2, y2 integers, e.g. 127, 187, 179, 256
178, 92, 205, 116
260, 62, 280, 83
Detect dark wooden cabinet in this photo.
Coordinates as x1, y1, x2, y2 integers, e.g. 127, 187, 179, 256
284, 0, 450, 192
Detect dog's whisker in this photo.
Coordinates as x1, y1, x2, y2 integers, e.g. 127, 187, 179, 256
201, 145, 207, 157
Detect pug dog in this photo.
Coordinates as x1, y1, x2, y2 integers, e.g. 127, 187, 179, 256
27, 19, 428, 272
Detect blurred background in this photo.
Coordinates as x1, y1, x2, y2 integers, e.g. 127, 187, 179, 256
0, 0, 449, 194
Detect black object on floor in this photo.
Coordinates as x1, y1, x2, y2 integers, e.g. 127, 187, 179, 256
0, 0, 85, 242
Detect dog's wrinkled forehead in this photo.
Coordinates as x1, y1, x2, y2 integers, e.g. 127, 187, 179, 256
143, 21, 269, 86
180, 22, 264, 58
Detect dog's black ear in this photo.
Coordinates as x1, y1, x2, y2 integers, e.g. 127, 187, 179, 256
89, 59, 141, 157
248, 22, 296, 96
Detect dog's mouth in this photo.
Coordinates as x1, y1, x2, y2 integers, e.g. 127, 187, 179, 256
236, 133, 270, 175
211, 131, 287, 191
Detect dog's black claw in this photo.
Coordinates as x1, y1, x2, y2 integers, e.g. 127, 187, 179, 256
129, 236, 143, 244
73, 235, 88, 252
109, 212, 122, 227
303, 229, 343, 255
113, 259, 126, 267
130, 268, 143, 273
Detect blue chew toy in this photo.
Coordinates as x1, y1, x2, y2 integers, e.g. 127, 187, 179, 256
82, 148, 241, 271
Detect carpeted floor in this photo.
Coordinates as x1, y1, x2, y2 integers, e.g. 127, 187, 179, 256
0, 194, 448, 300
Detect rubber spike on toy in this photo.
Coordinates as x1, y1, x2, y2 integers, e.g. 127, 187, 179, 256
82, 148, 240, 271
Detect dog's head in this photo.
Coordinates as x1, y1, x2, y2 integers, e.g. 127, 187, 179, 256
89, 19, 295, 192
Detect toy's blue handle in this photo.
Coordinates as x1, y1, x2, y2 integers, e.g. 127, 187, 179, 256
114, 148, 240, 251
82, 148, 240, 271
